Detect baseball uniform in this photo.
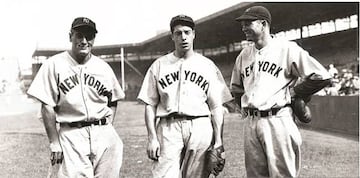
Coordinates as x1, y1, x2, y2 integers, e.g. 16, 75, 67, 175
230, 38, 331, 177
138, 52, 233, 177
27, 51, 125, 178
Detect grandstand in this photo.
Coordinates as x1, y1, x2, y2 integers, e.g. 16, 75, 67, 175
31, 2, 359, 101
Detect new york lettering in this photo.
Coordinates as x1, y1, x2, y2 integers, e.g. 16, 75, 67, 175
243, 60, 283, 78
158, 70, 209, 92
59, 73, 109, 95
258, 61, 283, 77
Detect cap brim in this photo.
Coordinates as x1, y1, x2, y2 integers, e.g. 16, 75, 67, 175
72, 25, 97, 33
235, 14, 258, 22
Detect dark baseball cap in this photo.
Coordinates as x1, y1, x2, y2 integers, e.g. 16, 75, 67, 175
71, 17, 98, 33
235, 6, 271, 24
170, 15, 195, 32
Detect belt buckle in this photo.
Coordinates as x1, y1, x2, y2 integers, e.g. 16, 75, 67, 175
253, 110, 260, 117
166, 116, 174, 127
99, 119, 106, 126
246, 110, 253, 117
75, 122, 83, 128
257, 110, 262, 117
93, 119, 101, 126
88, 120, 97, 127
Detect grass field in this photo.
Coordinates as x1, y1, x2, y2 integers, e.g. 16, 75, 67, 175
0, 99, 358, 178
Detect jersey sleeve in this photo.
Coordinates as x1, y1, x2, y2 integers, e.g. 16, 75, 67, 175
137, 63, 159, 106
230, 54, 245, 94
27, 60, 59, 107
288, 42, 331, 80
110, 69, 125, 101
207, 65, 233, 110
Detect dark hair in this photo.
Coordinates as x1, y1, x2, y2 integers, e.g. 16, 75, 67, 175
171, 21, 195, 33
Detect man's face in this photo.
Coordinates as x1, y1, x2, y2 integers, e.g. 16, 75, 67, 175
69, 29, 96, 57
240, 20, 264, 42
171, 25, 195, 53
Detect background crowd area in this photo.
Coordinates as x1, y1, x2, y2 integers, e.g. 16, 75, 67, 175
316, 62, 359, 96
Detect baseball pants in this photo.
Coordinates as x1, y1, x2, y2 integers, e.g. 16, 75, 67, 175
57, 124, 123, 178
152, 116, 213, 178
244, 107, 302, 178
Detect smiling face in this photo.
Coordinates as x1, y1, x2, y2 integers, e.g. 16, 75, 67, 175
171, 24, 195, 57
69, 29, 96, 62
240, 20, 265, 42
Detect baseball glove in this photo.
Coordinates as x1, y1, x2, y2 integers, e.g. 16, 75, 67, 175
291, 97, 312, 123
293, 73, 331, 100
206, 145, 225, 176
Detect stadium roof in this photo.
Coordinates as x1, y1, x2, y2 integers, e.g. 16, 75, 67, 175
33, 2, 358, 57
141, 2, 358, 52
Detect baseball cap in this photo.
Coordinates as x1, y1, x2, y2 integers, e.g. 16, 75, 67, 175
71, 17, 97, 33
235, 6, 271, 24
170, 15, 195, 32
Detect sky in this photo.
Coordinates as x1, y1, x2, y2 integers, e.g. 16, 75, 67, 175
0, 0, 241, 63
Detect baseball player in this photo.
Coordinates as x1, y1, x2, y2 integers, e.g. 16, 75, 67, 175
27, 17, 125, 178
230, 6, 331, 177
137, 15, 232, 178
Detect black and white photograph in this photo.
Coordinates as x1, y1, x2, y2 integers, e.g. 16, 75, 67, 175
0, 1, 358, 178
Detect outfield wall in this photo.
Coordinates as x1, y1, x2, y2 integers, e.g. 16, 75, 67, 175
307, 95, 359, 136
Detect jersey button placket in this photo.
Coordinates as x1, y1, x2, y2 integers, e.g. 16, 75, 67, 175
80, 67, 90, 120
83, 85, 87, 101
177, 62, 183, 113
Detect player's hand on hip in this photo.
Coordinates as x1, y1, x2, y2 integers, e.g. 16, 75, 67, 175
147, 139, 160, 161
50, 151, 63, 165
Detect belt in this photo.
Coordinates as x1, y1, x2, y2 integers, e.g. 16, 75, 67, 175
161, 113, 208, 120
244, 104, 290, 117
61, 118, 107, 128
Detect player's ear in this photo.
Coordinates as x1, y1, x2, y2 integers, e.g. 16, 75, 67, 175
69, 32, 72, 42
262, 20, 270, 28
261, 20, 266, 26
170, 32, 175, 41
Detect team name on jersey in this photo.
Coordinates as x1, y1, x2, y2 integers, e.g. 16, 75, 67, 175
58, 73, 110, 96
158, 70, 209, 92
242, 60, 283, 78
